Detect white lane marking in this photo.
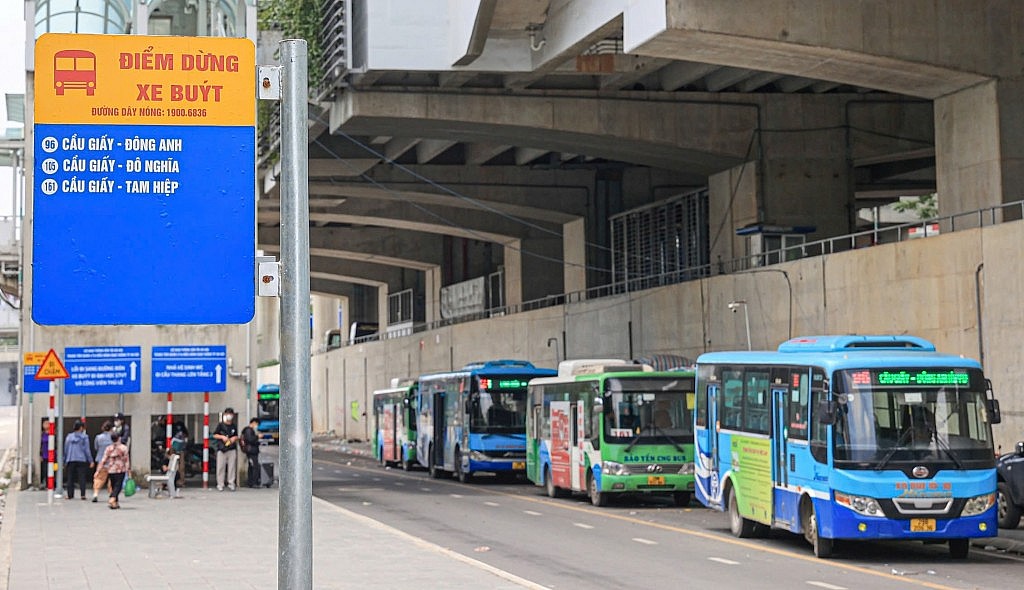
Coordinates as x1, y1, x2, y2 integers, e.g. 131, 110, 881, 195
632, 537, 658, 545
394, 482, 405, 486
316, 466, 324, 470
807, 583, 847, 590
523, 510, 542, 516
708, 557, 740, 565
573, 523, 594, 529
373, 477, 381, 482
420, 487, 432, 492
450, 494, 464, 499
352, 473, 360, 478
484, 501, 500, 507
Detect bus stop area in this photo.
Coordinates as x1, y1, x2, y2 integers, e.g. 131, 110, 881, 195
0, 485, 543, 590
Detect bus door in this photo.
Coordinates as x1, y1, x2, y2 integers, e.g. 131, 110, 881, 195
550, 401, 571, 488
771, 386, 797, 527
571, 400, 586, 490
433, 390, 446, 468
383, 402, 398, 463
700, 383, 722, 503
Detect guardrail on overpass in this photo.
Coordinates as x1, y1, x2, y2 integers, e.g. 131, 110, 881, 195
319, 199, 1024, 353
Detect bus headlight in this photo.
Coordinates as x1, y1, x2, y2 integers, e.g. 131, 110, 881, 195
835, 491, 884, 517
962, 493, 996, 516
602, 461, 629, 476
677, 462, 695, 475
468, 451, 490, 462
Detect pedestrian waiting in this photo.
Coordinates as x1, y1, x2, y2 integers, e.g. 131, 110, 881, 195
96, 432, 130, 509
92, 421, 114, 502
213, 407, 240, 491
39, 418, 49, 489
63, 421, 94, 500
241, 417, 261, 488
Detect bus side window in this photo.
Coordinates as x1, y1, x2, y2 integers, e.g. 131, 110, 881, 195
695, 366, 710, 427
721, 368, 743, 430
810, 388, 828, 463
788, 370, 809, 440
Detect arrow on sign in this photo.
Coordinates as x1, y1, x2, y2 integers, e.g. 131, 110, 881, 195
215, 364, 223, 384
130, 361, 138, 381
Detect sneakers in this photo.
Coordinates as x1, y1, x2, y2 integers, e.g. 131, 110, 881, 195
228, 484, 236, 491
91, 496, 98, 503
217, 485, 224, 491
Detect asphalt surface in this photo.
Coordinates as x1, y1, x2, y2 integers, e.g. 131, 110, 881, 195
302, 445, 1024, 590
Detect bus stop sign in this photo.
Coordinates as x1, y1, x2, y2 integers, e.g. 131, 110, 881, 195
32, 34, 256, 325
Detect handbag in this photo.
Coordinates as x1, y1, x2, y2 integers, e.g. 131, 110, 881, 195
123, 475, 137, 497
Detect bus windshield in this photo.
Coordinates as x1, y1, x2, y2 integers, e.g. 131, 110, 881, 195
834, 368, 994, 468
469, 379, 530, 433
604, 377, 694, 442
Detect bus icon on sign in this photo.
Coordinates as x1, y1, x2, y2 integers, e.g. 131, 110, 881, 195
53, 50, 97, 96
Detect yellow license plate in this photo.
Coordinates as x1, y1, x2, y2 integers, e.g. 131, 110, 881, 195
512, 461, 525, 470
647, 475, 665, 485
910, 518, 936, 532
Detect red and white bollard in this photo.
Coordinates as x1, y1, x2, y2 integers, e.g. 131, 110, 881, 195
165, 392, 173, 450
202, 391, 210, 489
47, 386, 55, 493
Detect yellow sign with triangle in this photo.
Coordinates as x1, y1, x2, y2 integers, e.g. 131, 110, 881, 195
35, 348, 69, 381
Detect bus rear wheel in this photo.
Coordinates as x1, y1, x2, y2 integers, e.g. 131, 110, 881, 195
588, 471, 607, 507
545, 466, 566, 498
727, 486, 756, 538
801, 499, 834, 558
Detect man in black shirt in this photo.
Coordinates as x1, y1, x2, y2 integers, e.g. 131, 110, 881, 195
213, 407, 240, 491
240, 417, 262, 488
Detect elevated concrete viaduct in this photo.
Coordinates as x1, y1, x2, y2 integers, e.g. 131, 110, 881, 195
250, 1, 1024, 445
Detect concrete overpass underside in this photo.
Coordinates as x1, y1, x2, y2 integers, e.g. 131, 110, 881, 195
256, 0, 1023, 342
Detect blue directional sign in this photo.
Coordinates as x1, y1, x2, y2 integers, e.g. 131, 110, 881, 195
65, 346, 142, 394
23, 365, 50, 393
152, 345, 227, 393
32, 34, 256, 325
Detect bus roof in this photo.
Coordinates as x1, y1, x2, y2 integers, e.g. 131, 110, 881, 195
372, 385, 415, 397
257, 383, 279, 394
420, 360, 556, 381
697, 335, 980, 372
529, 369, 695, 387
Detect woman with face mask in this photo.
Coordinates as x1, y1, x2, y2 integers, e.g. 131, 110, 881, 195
213, 407, 240, 491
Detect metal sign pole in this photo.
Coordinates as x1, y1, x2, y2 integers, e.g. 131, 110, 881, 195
55, 379, 64, 498
278, 38, 312, 590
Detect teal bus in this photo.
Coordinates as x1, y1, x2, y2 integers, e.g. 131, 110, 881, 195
527, 360, 696, 507
256, 383, 280, 443
372, 380, 418, 471
695, 335, 1001, 558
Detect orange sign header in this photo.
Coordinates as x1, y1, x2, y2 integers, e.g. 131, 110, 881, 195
35, 349, 70, 381
35, 33, 255, 127
24, 352, 47, 366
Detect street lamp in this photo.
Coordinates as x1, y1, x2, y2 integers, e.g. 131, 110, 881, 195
547, 337, 561, 364
728, 301, 751, 351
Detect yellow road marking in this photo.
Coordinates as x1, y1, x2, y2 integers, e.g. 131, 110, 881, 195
313, 453, 962, 590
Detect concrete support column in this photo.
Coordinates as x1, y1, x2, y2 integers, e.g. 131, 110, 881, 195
311, 294, 340, 351
424, 266, 442, 324
936, 77, 1024, 220
377, 285, 390, 337
337, 296, 350, 342
708, 162, 757, 269
563, 218, 587, 296
503, 239, 522, 308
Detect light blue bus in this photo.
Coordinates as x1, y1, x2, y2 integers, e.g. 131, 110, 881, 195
416, 360, 557, 482
695, 335, 1001, 558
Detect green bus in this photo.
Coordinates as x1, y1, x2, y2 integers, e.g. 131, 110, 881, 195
526, 360, 697, 506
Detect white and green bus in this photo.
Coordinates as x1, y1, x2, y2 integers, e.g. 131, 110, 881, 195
526, 360, 697, 506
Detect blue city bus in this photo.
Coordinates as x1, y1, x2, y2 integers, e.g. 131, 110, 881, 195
695, 335, 1002, 559
256, 383, 280, 443
416, 360, 557, 482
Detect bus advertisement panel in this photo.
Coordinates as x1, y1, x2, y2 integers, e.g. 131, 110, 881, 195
372, 381, 418, 471
416, 360, 556, 482
694, 335, 1001, 559
527, 360, 696, 507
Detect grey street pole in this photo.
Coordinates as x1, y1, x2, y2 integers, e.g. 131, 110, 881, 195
278, 39, 312, 590
55, 379, 64, 497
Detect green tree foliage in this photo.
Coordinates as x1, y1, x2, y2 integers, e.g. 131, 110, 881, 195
258, 0, 324, 86
892, 193, 938, 220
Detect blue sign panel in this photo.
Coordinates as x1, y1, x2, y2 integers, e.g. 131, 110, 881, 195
33, 124, 255, 325
65, 346, 142, 394
152, 345, 227, 393
23, 365, 50, 393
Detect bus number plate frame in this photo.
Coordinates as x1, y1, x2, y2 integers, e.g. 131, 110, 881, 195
910, 518, 936, 532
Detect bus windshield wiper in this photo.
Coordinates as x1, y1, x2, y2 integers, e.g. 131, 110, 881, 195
624, 424, 651, 452
875, 426, 914, 471
650, 423, 689, 455
931, 430, 964, 470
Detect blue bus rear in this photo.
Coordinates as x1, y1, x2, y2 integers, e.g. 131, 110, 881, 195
256, 383, 280, 443
695, 335, 1001, 558
416, 360, 557, 481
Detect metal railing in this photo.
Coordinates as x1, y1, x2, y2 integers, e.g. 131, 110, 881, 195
317, 199, 1024, 350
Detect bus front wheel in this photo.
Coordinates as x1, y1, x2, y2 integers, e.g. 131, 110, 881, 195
728, 485, 757, 538
673, 491, 692, 507
588, 471, 607, 507
455, 448, 473, 484
949, 539, 970, 559
801, 499, 834, 558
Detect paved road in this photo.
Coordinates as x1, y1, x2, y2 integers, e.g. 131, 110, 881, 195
303, 447, 1024, 590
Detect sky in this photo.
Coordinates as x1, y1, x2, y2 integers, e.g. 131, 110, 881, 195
0, 1, 27, 218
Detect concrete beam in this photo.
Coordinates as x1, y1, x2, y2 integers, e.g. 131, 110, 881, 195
439, 71, 478, 88
598, 56, 672, 90
625, 1, 997, 99
416, 139, 458, 164
258, 210, 514, 245
736, 72, 783, 92
465, 143, 511, 165
704, 67, 754, 92
330, 91, 755, 174
258, 225, 442, 271
309, 158, 380, 178
385, 137, 420, 161
515, 147, 549, 166
776, 77, 816, 93
658, 62, 720, 91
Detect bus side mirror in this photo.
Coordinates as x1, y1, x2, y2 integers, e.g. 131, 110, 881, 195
817, 399, 837, 424
592, 399, 603, 419
987, 398, 1002, 425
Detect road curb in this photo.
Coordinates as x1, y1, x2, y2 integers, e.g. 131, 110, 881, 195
973, 535, 1024, 556
312, 440, 373, 458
